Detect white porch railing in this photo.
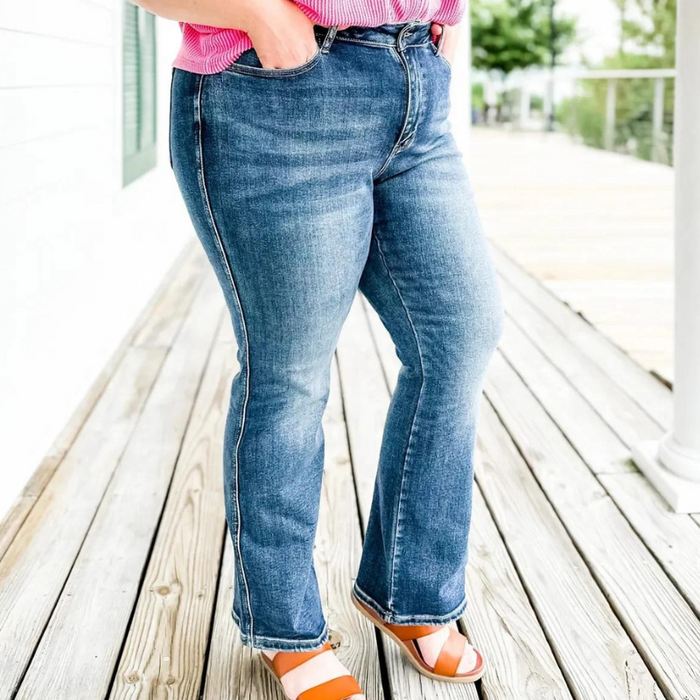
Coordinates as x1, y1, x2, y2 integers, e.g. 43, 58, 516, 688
478, 67, 677, 164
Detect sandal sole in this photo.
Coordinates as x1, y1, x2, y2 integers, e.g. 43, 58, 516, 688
351, 593, 485, 684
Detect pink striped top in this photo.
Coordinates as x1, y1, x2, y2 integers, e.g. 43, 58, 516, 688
173, 1, 465, 74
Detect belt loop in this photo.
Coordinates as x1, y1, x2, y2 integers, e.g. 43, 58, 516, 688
320, 25, 338, 54
436, 24, 446, 56
397, 20, 419, 52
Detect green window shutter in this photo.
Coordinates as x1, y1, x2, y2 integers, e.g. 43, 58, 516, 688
123, 2, 157, 186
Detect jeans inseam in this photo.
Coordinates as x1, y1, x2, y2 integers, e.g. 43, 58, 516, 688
196, 74, 255, 641
371, 229, 425, 612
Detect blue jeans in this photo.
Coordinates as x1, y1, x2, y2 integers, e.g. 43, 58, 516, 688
170, 21, 502, 651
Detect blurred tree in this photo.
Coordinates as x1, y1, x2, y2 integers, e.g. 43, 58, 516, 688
471, 0, 576, 76
612, 0, 628, 54
621, 0, 676, 65
558, 1, 677, 163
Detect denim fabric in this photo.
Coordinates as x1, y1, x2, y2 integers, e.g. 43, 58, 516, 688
170, 21, 503, 651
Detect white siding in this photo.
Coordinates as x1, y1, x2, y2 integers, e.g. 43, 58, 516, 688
0, 5, 193, 518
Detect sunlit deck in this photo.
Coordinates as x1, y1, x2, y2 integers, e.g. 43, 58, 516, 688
1, 135, 699, 700
471, 127, 674, 383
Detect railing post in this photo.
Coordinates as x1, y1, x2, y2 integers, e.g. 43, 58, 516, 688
519, 84, 530, 130
633, 0, 700, 512
652, 77, 666, 163
604, 78, 617, 151
544, 76, 555, 131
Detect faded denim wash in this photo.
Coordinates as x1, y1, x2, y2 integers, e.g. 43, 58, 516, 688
169, 21, 503, 651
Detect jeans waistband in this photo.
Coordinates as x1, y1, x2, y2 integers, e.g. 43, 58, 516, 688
314, 21, 434, 51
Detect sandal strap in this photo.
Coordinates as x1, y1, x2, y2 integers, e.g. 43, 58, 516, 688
385, 623, 443, 641
296, 675, 363, 700
433, 628, 467, 678
272, 643, 332, 677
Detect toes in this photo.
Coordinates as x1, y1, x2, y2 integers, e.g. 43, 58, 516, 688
456, 644, 478, 675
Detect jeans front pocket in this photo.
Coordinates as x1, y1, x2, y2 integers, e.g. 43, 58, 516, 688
225, 44, 322, 79
431, 41, 452, 75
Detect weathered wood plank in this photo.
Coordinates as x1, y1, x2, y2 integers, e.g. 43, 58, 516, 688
0, 242, 204, 561
498, 272, 700, 615
493, 246, 672, 428
476, 396, 663, 699
10, 275, 224, 700
106, 338, 233, 699
0, 346, 167, 699
599, 472, 700, 617
486, 352, 700, 699
499, 321, 633, 474
363, 298, 577, 700
337, 297, 479, 700
471, 128, 673, 382
202, 358, 384, 699
500, 280, 663, 447
464, 488, 573, 700
203, 538, 271, 700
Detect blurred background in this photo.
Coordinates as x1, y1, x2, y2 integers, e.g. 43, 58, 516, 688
0, 0, 678, 518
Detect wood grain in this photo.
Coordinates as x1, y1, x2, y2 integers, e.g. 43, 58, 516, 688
491, 246, 673, 428
499, 321, 633, 475
476, 396, 663, 700
11, 275, 223, 700
107, 341, 233, 699
486, 353, 700, 699
0, 346, 167, 699
499, 280, 663, 447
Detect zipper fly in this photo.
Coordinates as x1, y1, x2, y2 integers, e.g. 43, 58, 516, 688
374, 22, 423, 179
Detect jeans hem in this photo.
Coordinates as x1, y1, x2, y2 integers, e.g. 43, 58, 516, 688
231, 610, 330, 651
352, 581, 468, 625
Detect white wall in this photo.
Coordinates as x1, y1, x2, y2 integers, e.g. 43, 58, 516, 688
0, 3, 193, 518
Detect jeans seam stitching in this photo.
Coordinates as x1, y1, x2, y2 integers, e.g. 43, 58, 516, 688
353, 582, 468, 624
374, 47, 411, 180
196, 74, 255, 641
332, 37, 396, 47
226, 46, 321, 78
232, 610, 329, 648
371, 231, 425, 610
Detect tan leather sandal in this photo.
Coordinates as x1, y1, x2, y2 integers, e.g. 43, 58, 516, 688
261, 642, 364, 700
352, 594, 485, 684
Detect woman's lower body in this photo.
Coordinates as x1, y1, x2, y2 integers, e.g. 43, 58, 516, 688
170, 21, 503, 653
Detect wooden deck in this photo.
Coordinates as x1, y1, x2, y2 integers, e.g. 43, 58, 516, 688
1, 240, 699, 700
470, 128, 675, 383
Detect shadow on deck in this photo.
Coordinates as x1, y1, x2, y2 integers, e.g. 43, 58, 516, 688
0, 241, 699, 700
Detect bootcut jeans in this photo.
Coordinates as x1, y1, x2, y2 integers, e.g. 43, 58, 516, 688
170, 21, 503, 651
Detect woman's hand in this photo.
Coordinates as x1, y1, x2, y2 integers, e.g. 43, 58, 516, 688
131, 0, 319, 70
430, 23, 461, 67
240, 0, 319, 70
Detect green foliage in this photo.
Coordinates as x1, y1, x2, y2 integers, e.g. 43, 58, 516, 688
558, 96, 605, 148
472, 82, 485, 110
621, 0, 676, 64
471, 0, 576, 76
558, 0, 676, 164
